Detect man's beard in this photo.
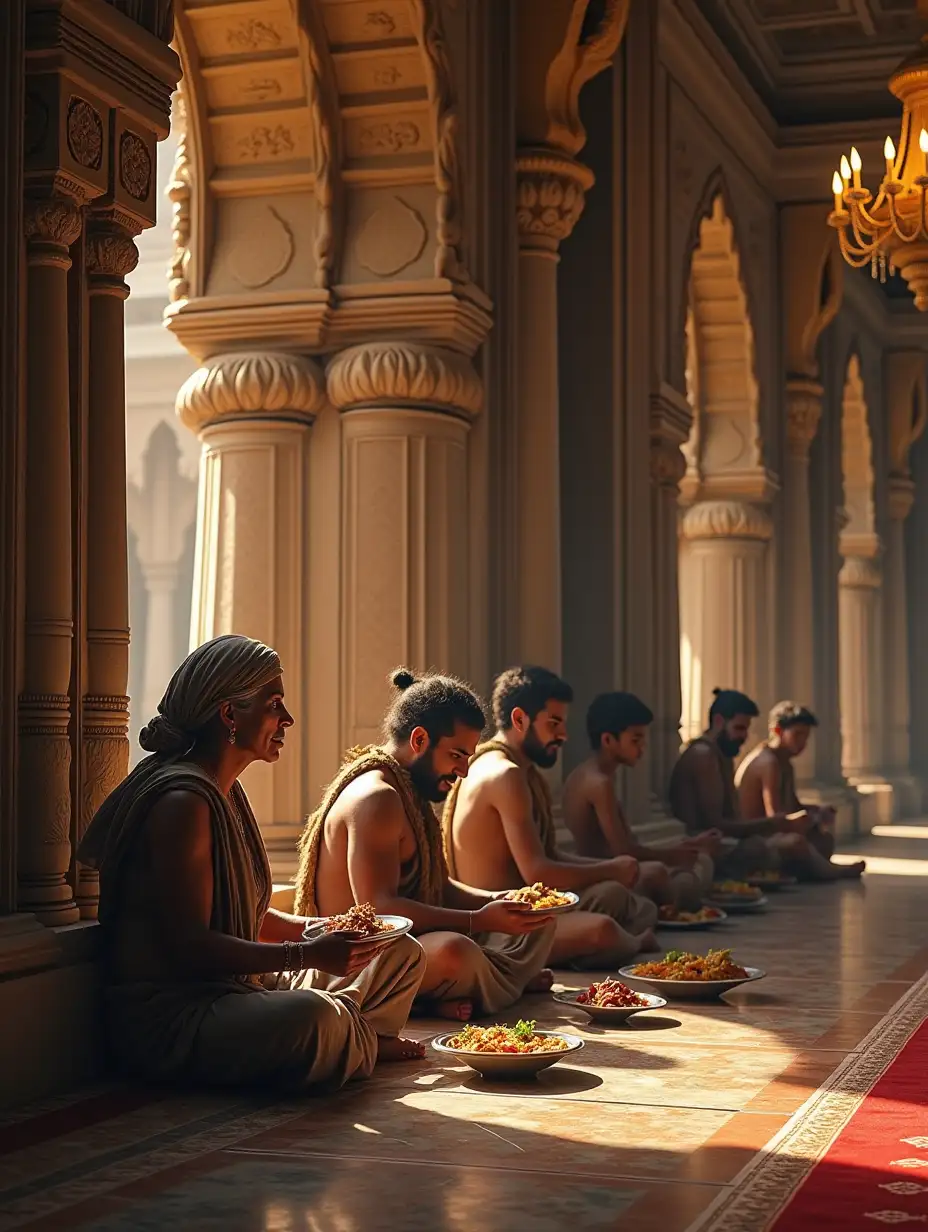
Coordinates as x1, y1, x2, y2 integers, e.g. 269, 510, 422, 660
717, 733, 744, 758
523, 727, 562, 770
408, 751, 455, 803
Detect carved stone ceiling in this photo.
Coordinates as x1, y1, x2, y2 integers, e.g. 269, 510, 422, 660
697, 0, 924, 125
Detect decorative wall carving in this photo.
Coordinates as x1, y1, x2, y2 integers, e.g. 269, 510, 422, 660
358, 121, 421, 154
542, 0, 631, 155
119, 131, 152, 201
364, 11, 397, 35
327, 341, 483, 419
409, 0, 465, 280
356, 196, 427, 277
67, 97, 104, 170
838, 555, 881, 589
177, 351, 325, 434
167, 88, 191, 302
650, 440, 687, 488
298, 9, 339, 290
681, 499, 772, 541
226, 19, 281, 52
236, 125, 296, 161
515, 151, 594, 252
230, 205, 294, 290
241, 77, 283, 103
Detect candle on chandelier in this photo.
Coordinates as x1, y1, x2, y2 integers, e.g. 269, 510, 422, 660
840, 154, 851, 185
884, 136, 896, 180
832, 170, 844, 213
850, 146, 862, 189
920, 128, 928, 175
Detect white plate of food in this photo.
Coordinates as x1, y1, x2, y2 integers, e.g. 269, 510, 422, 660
554, 979, 667, 1024
302, 902, 413, 946
431, 1021, 584, 1079
657, 905, 729, 930
706, 881, 769, 913
501, 884, 580, 916
619, 949, 766, 1000
744, 871, 798, 891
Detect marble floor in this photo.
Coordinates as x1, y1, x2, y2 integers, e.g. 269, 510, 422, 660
2, 829, 928, 1232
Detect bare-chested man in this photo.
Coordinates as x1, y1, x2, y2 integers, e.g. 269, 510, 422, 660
294, 670, 555, 1022
563, 692, 719, 910
442, 666, 659, 969
736, 700, 865, 880
669, 688, 811, 875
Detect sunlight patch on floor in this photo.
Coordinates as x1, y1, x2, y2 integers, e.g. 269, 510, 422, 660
870, 825, 928, 840
833, 853, 928, 876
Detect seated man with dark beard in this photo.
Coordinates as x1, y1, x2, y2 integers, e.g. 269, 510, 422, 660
294, 670, 554, 1022
442, 666, 658, 970
669, 687, 810, 876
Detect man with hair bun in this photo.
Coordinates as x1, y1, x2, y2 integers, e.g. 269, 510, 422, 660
442, 666, 659, 969
294, 669, 555, 1022
669, 687, 811, 876
735, 700, 865, 880
562, 691, 719, 910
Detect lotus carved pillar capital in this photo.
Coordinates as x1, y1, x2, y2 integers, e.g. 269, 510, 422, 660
680, 499, 773, 542
785, 378, 824, 460
889, 474, 916, 522
176, 351, 326, 436
515, 150, 594, 254
326, 341, 483, 419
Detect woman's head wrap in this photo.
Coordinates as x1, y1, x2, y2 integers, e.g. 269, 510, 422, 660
138, 634, 282, 755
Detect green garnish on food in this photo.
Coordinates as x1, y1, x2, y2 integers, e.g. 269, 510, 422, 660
512, 1018, 537, 1041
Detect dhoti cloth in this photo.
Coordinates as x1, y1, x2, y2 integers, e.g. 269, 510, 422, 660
105, 935, 426, 1092
715, 835, 778, 878
562, 880, 659, 969
420, 921, 555, 1014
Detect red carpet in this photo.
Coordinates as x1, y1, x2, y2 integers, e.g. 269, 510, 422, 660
771, 1017, 928, 1230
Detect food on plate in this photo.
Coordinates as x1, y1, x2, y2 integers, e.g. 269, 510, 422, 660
576, 979, 649, 1008
504, 883, 573, 910
630, 948, 749, 982
322, 902, 395, 936
658, 905, 724, 923
710, 880, 762, 900
446, 1020, 569, 1054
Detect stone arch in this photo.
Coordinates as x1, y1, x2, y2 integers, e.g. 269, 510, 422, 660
168, 0, 469, 347
838, 352, 883, 785
678, 192, 771, 743
680, 193, 762, 500
840, 353, 876, 547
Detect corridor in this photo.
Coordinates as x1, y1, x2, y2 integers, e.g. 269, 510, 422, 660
1, 830, 925, 1231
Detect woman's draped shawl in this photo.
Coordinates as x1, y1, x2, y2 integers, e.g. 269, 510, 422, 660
441, 740, 558, 878
294, 746, 447, 917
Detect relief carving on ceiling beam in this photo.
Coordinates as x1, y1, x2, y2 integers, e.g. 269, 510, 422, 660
408, 0, 466, 281
544, 0, 630, 156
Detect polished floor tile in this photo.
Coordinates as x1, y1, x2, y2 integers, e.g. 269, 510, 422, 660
2, 832, 927, 1231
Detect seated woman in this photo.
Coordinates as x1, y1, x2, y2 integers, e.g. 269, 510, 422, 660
78, 633, 426, 1092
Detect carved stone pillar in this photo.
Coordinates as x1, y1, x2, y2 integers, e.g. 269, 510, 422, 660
77, 217, 139, 919
782, 378, 822, 785
649, 393, 690, 808
514, 150, 592, 670
326, 341, 482, 748
884, 477, 918, 800
838, 543, 884, 784
178, 352, 324, 868
679, 500, 773, 744
17, 197, 83, 925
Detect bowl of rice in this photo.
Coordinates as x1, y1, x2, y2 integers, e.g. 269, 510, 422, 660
431, 1019, 584, 1079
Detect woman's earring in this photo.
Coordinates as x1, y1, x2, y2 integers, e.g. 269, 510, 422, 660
228, 727, 237, 746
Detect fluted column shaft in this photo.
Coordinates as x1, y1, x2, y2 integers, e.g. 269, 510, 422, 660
514, 150, 592, 670
18, 197, 82, 925
179, 351, 324, 867
327, 342, 482, 749
838, 551, 884, 781
782, 379, 822, 784
885, 478, 915, 777
679, 500, 773, 744
78, 217, 139, 919
140, 561, 183, 726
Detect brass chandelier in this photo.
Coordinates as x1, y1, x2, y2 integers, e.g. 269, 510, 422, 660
829, 37, 928, 309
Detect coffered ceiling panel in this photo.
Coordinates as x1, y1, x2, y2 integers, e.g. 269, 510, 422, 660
698, 0, 924, 124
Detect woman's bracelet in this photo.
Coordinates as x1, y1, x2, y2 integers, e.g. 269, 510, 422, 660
281, 939, 307, 972
467, 911, 474, 938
